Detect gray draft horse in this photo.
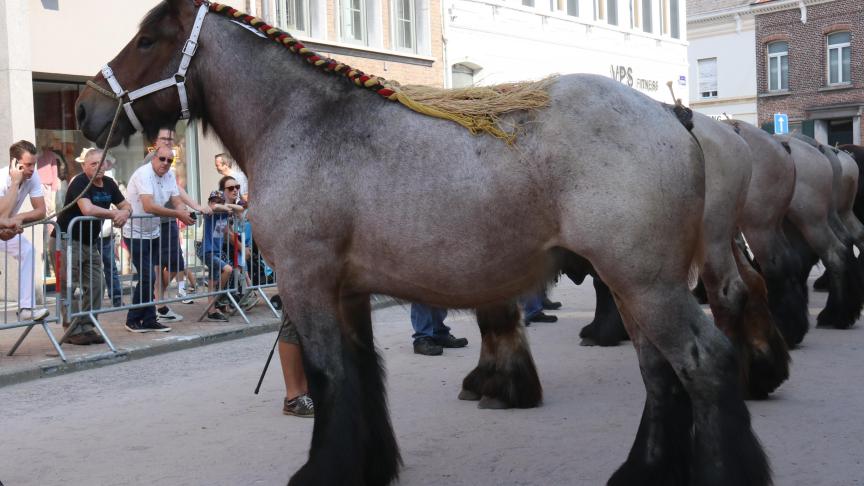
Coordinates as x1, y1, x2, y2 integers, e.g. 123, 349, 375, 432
781, 135, 864, 331
577, 113, 791, 398
74, 1, 771, 484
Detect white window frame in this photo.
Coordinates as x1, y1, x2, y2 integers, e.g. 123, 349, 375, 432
276, 0, 311, 35
697, 58, 718, 99
827, 32, 851, 85
391, 0, 417, 52
340, 0, 368, 45
767, 42, 789, 92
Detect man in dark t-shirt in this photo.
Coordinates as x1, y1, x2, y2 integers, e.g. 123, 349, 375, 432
58, 149, 132, 345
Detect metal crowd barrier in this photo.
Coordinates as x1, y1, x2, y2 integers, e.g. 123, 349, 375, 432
236, 217, 280, 318
2, 221, 66, 361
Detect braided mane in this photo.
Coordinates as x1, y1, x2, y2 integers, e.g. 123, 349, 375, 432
199, 1, 552, 144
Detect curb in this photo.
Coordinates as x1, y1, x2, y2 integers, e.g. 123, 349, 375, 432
0, 319, 280, 388
0, 296, 399, 388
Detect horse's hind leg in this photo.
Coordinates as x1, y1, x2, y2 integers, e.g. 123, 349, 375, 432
792, 216, 864, 329
745, 227, 810, 347
731, 243, 790, 398
701, 236, 789, 398
460, 301, 542, 409
610, 283, 771, 486
285, 287, 400, 486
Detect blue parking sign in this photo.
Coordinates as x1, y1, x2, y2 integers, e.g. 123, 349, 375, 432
774, 113, 789, 134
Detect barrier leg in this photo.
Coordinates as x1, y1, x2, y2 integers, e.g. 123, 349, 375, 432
257, 287, 279, 318
225, 292, 250, 325
7, 324, 35, 356
88, 312, 118, 353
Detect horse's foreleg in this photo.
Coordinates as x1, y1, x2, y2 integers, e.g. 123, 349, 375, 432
459, 301, 542, 409
284, 285, 400, 486
612, 284, 771, 486
579, 275, 629, 346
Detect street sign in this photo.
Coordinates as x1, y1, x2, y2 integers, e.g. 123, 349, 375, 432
774, 113, 789, 134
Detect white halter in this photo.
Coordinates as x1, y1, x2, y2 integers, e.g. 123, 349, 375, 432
99, 3, 209, 132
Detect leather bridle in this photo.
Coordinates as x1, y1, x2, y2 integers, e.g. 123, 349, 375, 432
93, 3, 209, 132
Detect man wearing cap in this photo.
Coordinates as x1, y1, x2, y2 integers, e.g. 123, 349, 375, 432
0, 140, 50, 322
58, 149, 131, 345
123, 145, 195, 333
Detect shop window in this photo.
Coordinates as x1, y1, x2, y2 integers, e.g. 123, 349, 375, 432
827, 32, 851, 85
767, 41, 789, 92
669, 0, 679, 39
392, 0, 416, 52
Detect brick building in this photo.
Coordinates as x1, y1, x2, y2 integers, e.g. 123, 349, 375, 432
755, 0, 864, 144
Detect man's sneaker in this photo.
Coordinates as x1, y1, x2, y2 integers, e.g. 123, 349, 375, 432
177, 288, 194, 305
207, 311, 229, 322
157, 307, 184, 323
413, 337, 443, 356
283, 394, 315, 418
65, 333, 94, 345
433, 334, 468, 348
82, 330, 106, 345
18, 308, 49, 321
143, 320, 172, 332
239, 292, 260, 311
125, 321, 149, 333
112, 298, 123, 308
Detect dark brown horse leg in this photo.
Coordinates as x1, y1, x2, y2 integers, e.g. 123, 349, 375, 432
287, 290, 401, 486
731, 243, 790, 399
459, 301, 542, 409
700, 237, 788, 399
579, 274, 629, 346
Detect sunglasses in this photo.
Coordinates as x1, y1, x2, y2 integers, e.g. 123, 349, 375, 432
157, 156, 172, 163
224, 185, 240, 191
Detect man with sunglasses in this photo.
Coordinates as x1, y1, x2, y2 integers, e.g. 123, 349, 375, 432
122, 145, 195, 333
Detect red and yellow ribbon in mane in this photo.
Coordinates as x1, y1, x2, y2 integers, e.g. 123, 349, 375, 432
199, 1, 519, 143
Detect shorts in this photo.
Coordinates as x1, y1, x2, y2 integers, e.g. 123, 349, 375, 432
203, 251, 231, 281
278, 314, 300, 344
159, 221, 186, 272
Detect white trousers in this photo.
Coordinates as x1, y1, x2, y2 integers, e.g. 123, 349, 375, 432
0, 234, 35, 308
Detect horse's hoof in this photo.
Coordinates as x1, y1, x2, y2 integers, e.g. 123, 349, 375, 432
580, 337, 598, 346
458, 389, 481, 401
478, 396, 510, 409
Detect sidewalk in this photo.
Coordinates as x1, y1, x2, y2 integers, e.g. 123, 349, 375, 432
0, 291, 398, 387
0, 289, 282, 387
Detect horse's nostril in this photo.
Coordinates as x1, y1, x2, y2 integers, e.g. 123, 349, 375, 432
76, 103, 86, 126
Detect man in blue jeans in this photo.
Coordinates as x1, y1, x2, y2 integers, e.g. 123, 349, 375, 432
411, 303, 468, 356
100, 235, 122, 307
122, 145, 195, 332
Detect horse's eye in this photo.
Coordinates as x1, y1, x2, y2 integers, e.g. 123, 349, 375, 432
137, 36, 155, 49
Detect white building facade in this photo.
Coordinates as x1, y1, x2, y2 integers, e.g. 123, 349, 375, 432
444, 0, 690, 104
687, 0, 757, 124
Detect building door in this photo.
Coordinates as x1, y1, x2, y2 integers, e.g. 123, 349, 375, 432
828, 118, 853, 146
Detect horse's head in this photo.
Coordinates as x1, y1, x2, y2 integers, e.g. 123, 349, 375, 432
76, 0, 203, 146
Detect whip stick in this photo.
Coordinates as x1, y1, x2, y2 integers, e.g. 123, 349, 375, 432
254, 320, 285, 394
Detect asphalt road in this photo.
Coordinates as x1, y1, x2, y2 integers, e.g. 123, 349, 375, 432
1, 278, 862, 486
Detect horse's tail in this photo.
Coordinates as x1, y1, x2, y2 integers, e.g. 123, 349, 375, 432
688, 226, 705, 291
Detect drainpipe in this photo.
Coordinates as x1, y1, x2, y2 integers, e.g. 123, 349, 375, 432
441, 0, 451, 88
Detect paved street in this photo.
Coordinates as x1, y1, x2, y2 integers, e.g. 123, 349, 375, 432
1, 277, 862, 486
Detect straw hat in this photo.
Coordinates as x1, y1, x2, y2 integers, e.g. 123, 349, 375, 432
73, 147, 94, 163
74, 147, 116, 169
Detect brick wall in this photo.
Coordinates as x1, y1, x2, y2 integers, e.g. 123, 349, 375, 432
755, 0, 864, 137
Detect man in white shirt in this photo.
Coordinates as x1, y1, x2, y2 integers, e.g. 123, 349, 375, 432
122, 145, 194, 333
214, 153, 249, 202
0, 140, 49, 321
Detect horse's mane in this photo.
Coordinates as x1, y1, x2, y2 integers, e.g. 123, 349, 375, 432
202, 1, 552, 144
